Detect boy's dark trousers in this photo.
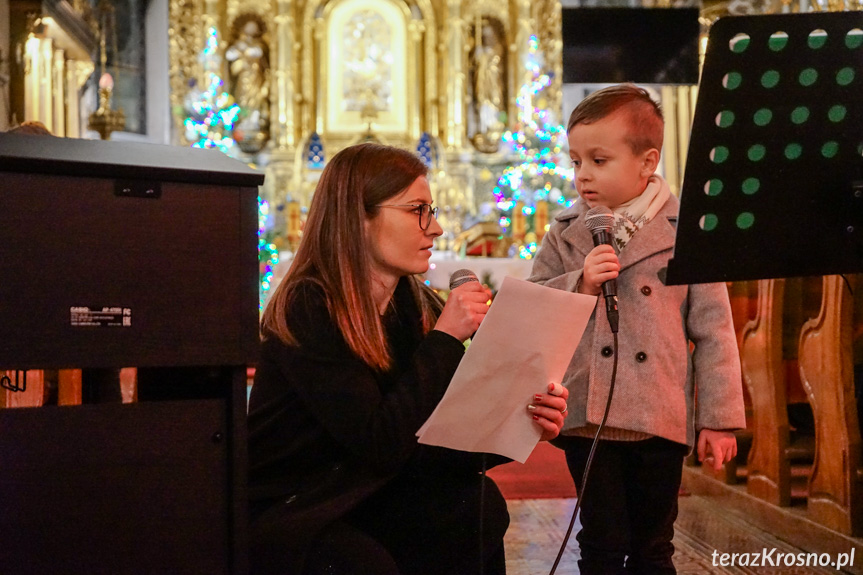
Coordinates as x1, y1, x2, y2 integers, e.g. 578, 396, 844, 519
558, 435, 689, 575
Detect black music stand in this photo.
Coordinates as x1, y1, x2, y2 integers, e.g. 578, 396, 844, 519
665, 12, 863, 285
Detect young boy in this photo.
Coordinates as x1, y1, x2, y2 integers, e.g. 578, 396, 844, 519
528, 83, 745, 573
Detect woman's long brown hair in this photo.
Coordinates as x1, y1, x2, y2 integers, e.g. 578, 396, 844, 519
260, 142, 442, 371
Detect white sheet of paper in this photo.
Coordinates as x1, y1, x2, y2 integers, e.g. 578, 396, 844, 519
417, 276, 596, 463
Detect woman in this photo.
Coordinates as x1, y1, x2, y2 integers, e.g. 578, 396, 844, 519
248, 142, 568, 574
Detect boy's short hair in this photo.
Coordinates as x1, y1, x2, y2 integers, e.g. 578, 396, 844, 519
7, 121, 54, 136
566, 83, 664, 154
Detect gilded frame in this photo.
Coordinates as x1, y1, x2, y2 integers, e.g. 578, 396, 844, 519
320, 0, 410, 136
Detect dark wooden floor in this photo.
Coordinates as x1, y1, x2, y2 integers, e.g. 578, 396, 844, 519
503, 490, 862, 574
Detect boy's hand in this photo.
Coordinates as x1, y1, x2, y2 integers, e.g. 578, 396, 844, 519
697, 429, 738, 471
580, 245, 619, 295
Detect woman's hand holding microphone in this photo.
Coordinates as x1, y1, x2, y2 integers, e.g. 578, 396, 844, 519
433, 279, 492, 343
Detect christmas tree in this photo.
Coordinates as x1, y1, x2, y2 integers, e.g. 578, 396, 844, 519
494, 35, 574, 259
183, 26, 275, 310
183, 26, 241, 154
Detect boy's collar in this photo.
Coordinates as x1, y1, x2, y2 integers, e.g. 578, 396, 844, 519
556, 194, 679, 269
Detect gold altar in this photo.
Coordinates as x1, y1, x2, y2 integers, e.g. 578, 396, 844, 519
167, 0, 574, 244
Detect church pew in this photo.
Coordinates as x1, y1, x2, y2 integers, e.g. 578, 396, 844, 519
798, 275, 863, 536
1, 369, 124, 407
57, 369, 82, 405
740, 279, 793, 506
1, 370, 46, 408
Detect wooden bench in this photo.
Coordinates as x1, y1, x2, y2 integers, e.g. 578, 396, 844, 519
740, 278, 794, 505
798, 274, 863, 536
2, 368, 137, 407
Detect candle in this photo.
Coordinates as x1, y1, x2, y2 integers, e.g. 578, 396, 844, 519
99, 73, 114, 90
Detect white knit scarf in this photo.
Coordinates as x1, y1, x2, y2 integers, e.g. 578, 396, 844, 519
610, 174, 671, 251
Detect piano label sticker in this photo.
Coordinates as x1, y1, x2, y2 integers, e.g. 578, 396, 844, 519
70, 306, 132, 327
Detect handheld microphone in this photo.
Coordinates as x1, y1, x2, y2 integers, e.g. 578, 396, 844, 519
449, 269, 481, 340
449, 268, 479, 290
449, 265, 487, 575
584, 206, 619, 333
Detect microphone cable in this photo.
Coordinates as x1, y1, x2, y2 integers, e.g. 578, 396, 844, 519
548, 330, 619, 575
479, 453, 487, 575
447, 269, 488, 575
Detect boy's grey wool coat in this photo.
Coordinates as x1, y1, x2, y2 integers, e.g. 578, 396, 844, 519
528, 194, 746, 446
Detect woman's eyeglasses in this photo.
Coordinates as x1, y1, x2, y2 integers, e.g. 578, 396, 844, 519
375, 203, 439, 230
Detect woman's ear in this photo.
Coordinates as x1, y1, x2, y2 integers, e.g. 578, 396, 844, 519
641, 148, 660, 177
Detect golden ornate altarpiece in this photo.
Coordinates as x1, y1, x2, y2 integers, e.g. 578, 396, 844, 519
21, 0, 860, 245
168, 0, 567, 241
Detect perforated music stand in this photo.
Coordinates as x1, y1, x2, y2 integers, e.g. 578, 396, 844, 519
665, 12, 863, 285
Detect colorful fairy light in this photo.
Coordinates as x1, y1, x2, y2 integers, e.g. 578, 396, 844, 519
184, 27, 280, 308
184, 27, 241, 154
494, 34, 575, 258
258, 197, 280, 311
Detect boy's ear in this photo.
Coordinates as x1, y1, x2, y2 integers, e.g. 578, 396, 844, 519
641, 148, 660, 176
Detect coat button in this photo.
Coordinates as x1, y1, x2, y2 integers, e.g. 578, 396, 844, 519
635, 351, 648, 363
641, 286, 652, 296
601, 346, 614, 357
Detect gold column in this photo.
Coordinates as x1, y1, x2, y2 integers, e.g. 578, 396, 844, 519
52, 48, 66, 137
444, 0, 466, 150
65, 61, 95, 138
532, 0, 563, 123
262, 0, 298, 213
203, 0, 220, 35
658, 85, 698, 197
24, 35, 54, 130
274, 0, 297, 149
660, 85, 679, 196
676, 85, 695, 188
418, 0, 438, 137
313, 17, 325, 136
168, 0, 206, 144
408, 19, 423, 141
513, 0, 533, 95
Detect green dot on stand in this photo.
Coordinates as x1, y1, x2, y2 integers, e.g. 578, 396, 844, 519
737, 212, 755, 230
742, 178, 760, 195
799, 68, 818, 86
700, 214, 718, 231
785, 143, 802, 160
711, 146, 730, 164
723, 72, 742, 90
761, 70, 780, 88
730, 34, 750, 53
846, 29, 863, 49
769, 33, 789, 51
705, 179, 723, 196
822, 141, 839, 158
716, 111, 735, 128
828, 105, 847, 122
754, 108, 772, 126
748, 144, 766, 162
837, 67, 855, 86
808, 30, 828, 49
791, 106, 810, 124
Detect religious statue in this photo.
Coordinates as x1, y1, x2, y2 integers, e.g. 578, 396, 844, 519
471, 20, 505, 153
225, 13, 270, 154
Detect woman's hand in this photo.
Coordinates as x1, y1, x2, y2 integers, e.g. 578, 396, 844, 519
433, 281, 492, 342
528, 382, 570, 441
580, 244, 619, 295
